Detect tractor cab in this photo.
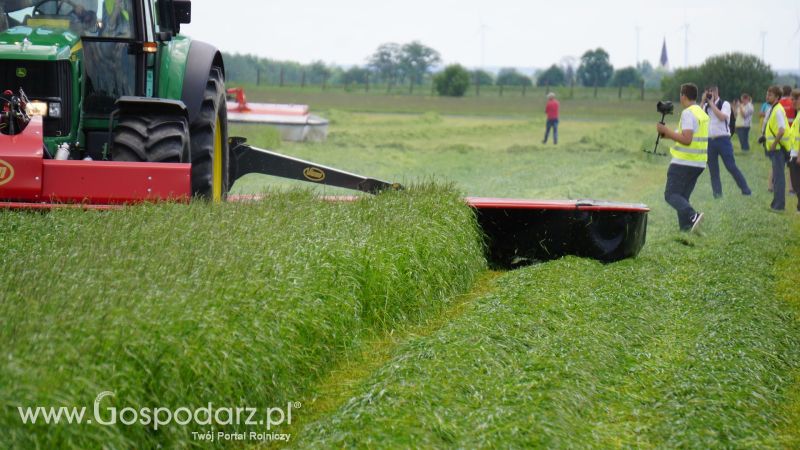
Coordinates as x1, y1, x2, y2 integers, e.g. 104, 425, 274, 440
0, 0, 192, 160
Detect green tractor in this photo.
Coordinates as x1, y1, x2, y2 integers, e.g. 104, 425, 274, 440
0, 0, 229, 200
0, 0, 650, 268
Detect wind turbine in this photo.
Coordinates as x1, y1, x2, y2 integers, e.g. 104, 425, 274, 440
635, 26, 642, 67
475, 21, 490, 69
673, 21, 691, 67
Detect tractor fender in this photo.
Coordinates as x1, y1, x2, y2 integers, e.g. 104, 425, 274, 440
181, 40, 225, 124
115, 96, 188, 118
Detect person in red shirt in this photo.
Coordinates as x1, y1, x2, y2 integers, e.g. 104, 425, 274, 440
543, 92, 560, 145
776, 86, 796, 194
780, 85, 796, 126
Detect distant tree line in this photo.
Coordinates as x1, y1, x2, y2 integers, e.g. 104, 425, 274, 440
223, 53, 339, 87
224, 44, 781, 100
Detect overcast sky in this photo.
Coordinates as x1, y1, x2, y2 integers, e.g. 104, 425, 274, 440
184, 0, 800, 72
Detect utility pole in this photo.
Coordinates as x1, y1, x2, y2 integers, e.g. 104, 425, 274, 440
760, 31, 767, 62
635, 26, 641, 67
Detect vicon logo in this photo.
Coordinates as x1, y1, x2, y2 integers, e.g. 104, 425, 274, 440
303, 167, 325, 182
0, 159, 15, 186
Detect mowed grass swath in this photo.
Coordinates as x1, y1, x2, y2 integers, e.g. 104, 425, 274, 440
293, 199, 800, 448
0, 187, 485, 448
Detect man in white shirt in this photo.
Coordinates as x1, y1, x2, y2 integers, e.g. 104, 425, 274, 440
735, 94, 754, 151
701, 85, 752, 198
656, 83, 707, 232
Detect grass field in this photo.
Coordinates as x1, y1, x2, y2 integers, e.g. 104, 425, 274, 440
231, 83, 657, 119
0, 189, 485, 448
2, 90, 799, 448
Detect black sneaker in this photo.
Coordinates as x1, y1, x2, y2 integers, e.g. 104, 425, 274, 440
690, 212, 704, 233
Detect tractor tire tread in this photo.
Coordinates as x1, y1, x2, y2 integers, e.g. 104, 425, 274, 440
111, 114, 189, 164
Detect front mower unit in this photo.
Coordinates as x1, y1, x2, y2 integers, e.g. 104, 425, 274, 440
468, 198, 648, 267
0, 117, 190, 208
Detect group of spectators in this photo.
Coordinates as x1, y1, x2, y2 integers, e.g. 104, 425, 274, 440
656, 83, 799, 232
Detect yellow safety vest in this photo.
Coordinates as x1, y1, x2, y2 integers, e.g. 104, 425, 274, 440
790, 112, 800, 155
104, 0, 130, 22
765, 103, 791, 152
670, 104, 709, 167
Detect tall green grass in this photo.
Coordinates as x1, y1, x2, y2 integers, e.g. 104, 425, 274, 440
0, 187, 485, 448
292, 189, 800, 448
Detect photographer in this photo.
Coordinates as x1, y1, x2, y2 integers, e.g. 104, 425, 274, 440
760, 85, 790, 211
700, 85, 751, 198
656, 83, 708, 232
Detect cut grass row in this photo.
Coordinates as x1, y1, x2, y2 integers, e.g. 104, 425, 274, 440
232, 83, 657, 119
0, 187, 485, 448
292, 193, 800, 447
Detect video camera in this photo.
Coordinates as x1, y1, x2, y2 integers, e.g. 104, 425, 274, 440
657, 101, 674, 116
644, 101, 674, 155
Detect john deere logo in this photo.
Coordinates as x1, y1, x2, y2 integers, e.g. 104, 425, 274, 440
303, 167, 325, 182
15, 67, 27, 78
0, 159, 15, 186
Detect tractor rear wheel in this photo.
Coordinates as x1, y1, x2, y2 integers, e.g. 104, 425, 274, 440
111, 115, 190, 163
189, 67, 230, 201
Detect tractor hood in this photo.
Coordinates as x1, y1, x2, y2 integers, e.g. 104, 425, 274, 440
0, 26, 80, 61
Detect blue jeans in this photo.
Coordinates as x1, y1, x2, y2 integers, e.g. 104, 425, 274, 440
769, 151, 786, 210
790, 157, 800, 211
735, 127, 750, 150
543, 119, 558, 144
707, 136, 751, 197
665, 163, 704, 230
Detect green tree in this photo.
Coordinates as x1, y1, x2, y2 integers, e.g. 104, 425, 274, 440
342, 66, 371, 86
610, 67, 642, 87
470, 69, 494, 86
536, 64, 566, 87
577, 48, 614, 87
434, 64, 470, 97
661, 53, 774, 102
636, 60, 668, 89
399, 41, 442, 93
368, 43, 402, 87
661, 66, 705, 100
496, 68, 532, 86
564, 64, 575, 85
308, 61, 332, 85
698, 53, 774, 101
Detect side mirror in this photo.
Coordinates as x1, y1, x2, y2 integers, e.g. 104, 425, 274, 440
173, 0, 191, 27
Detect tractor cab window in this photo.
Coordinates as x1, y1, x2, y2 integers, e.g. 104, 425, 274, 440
5, 0, 133, 38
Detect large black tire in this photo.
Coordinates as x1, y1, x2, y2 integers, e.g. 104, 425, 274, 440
189, 67, 230, 200
111, 115, 189, 163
